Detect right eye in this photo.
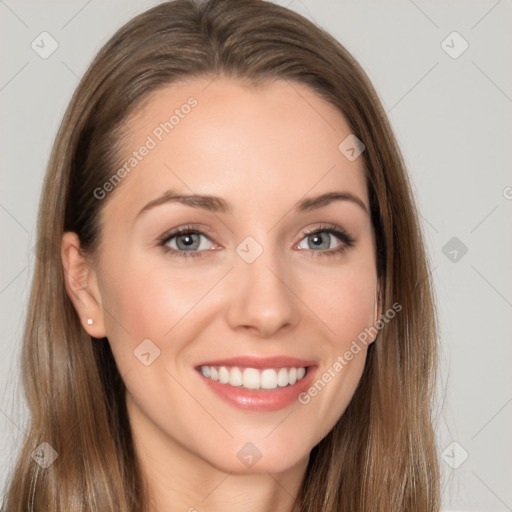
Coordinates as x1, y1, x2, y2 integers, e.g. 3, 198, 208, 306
157, 225, 218, 259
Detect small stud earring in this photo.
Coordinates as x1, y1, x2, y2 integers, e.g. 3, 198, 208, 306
87, 318, 93, 325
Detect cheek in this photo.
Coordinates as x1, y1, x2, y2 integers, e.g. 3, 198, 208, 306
296, 258, 376, 429
302, 260, 376, 347
102, 254, 212, 349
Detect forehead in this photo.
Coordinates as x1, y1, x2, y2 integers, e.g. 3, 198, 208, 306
103, 76, 367, 221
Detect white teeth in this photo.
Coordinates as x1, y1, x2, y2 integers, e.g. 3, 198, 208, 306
230, 367, 243, 386
277, 368, 289, 387
199, 365, 308, 390
243, 368, 260, 389
260, 369, 277, 389
218, 366, 230, 384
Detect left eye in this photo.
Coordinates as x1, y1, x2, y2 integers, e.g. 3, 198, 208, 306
297, 230, 343, 251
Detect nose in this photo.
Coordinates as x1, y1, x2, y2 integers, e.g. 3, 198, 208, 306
226, 245, 300, 338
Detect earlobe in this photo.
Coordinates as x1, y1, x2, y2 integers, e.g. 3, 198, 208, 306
61, 231, 107, 339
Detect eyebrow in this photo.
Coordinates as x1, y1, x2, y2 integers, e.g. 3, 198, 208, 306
135, 188, 369, 220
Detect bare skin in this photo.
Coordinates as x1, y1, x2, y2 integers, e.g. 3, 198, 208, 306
62, 76, 380, 512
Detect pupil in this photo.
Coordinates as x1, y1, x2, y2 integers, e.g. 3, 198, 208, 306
310, 233, 329, 249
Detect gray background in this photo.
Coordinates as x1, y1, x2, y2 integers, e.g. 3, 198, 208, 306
1, 0, 511, 510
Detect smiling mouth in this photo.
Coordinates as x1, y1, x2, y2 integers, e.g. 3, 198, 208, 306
196, 365, 308, 391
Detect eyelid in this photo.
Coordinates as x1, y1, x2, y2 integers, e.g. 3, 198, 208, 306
156, 223, 215, 244
300, 223, 355, 243
156, 223, 219, 258
157, 222, 355, 258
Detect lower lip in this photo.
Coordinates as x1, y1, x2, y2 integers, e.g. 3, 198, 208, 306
196, 367, 317, 412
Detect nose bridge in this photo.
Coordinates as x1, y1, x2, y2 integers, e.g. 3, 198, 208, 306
226, 233, 299, 337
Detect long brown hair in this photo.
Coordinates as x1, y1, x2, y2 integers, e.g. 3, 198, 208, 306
2, 0, 440, 510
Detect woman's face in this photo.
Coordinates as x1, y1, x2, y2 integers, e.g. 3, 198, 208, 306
81, 76, 378, 474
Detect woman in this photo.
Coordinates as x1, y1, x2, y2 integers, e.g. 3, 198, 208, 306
2, 0, 440, 510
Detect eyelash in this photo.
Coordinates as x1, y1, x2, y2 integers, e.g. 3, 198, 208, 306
157, 223, 356, 260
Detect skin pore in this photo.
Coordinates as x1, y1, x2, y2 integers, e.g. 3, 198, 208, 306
61, 76, 380, 512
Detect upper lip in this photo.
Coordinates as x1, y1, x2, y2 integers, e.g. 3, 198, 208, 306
195, 355, 317, 369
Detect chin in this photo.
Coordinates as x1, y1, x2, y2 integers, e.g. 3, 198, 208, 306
202, 442, 311, 476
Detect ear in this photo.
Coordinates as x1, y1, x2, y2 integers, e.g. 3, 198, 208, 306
61, 231, 107, 339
